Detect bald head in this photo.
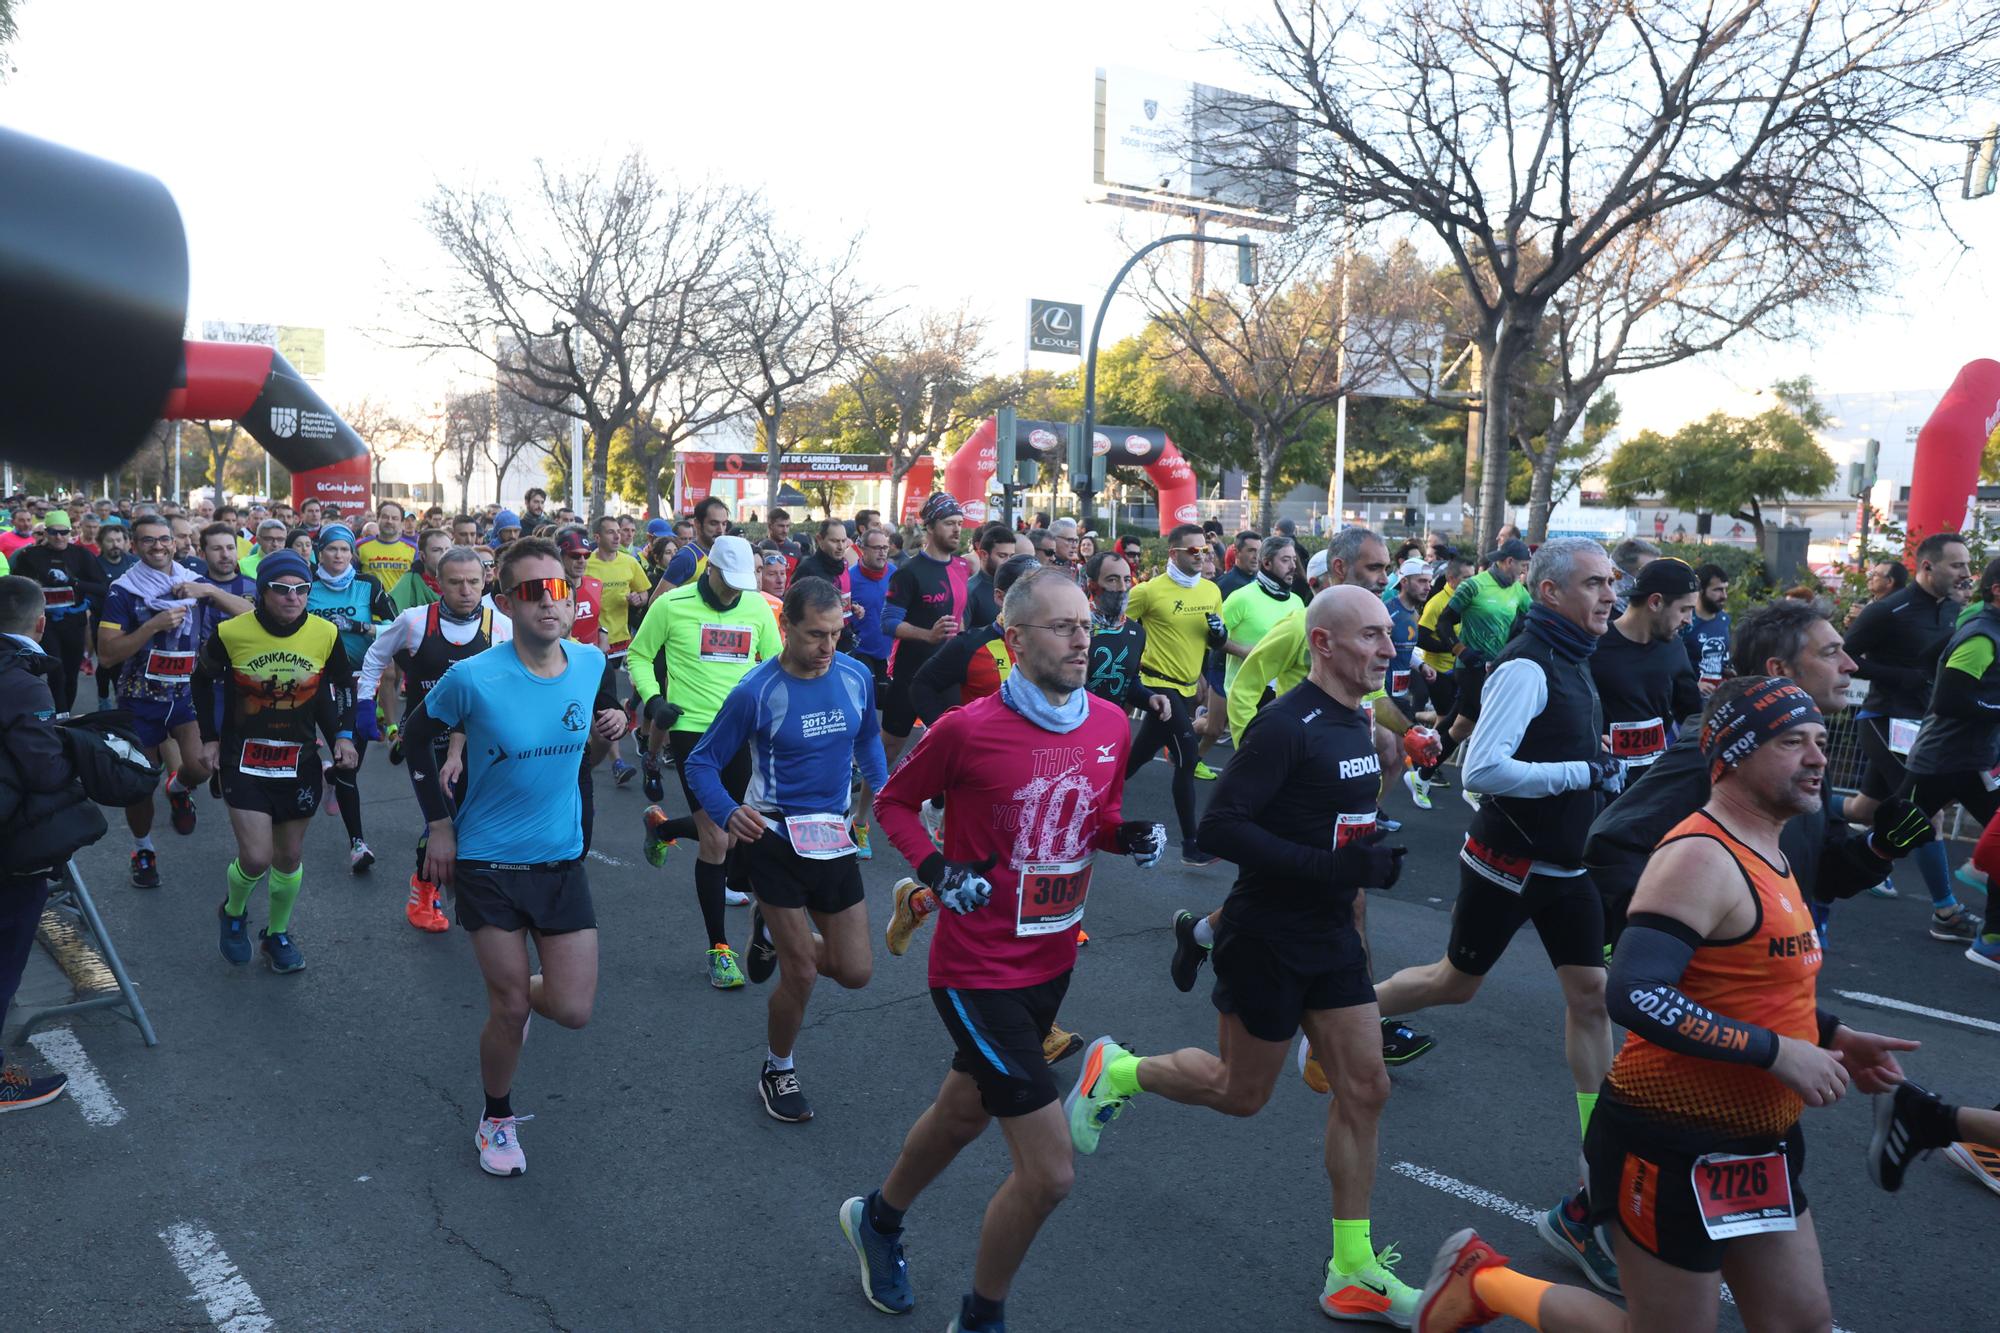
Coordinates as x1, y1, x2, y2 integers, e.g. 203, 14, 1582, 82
1305, 584, 1396, 704
1310, 583, 1392, 636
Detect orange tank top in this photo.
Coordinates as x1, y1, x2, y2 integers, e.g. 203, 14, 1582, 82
1607, 810, 1821, 1141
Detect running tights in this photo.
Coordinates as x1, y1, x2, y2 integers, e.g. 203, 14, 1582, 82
328, 736, 368, 842
1126, 689, 1199, 843
695, 858, 729, 948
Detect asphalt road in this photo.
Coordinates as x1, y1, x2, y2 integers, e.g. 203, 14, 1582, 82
6, 746, 1993, 1332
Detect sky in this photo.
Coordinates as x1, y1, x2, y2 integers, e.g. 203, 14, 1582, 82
4, 0, 1997, 458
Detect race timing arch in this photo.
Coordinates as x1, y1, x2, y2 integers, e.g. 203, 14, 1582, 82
161, 340, 370, 508
1904, 358, 2000, 552
943, 415, 1199, 533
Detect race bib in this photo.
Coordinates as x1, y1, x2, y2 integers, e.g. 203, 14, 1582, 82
42, 585, 76, 608
1335, 811, 1379, 847
1691, 1148, 1795, 1240
1016, 854, 1092, 937
784, 813, 856, 861
239, 739, 303, 780
1390, 668, 1411, 696
143, 649, 196, 684
1887, 717, 1920, 756
1460, 834, 1530, 894
698, 623, 753, 664
1981, 765, 2000, 794
1610, 718, 1667, 766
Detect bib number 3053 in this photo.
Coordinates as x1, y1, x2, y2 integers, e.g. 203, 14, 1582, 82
1691, 1148, 1795, 1240
1016, 856, 1091, 938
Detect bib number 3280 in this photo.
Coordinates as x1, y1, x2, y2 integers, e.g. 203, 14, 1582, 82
1691, 1148, 1795, 1240
1016, 856, 1091, 937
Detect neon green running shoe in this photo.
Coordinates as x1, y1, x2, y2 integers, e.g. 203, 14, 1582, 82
708, 945, 745, 990
1321, 1244, 1419, 1326
1193, 760, 1219, 780
1064, 1036, 1133, 1154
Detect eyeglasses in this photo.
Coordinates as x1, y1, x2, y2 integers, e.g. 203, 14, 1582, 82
1016, 619, 1092, 640
134, 535, 174, 547
1173, 545, 1207, 556
509, 577, 573, 602
264, 581, 311, 597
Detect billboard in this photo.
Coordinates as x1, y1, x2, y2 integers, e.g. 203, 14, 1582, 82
200, 322, 327, 378
1095, 66, 1298, 220
1027, 299, 1083, 356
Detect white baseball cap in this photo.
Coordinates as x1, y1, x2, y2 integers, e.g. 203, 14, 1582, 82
708, 534, 759, 591
1307, 548, 1331, 582
1399, 558, 1429, 577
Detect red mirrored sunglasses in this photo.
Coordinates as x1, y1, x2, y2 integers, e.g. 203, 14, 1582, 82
508, 577, 573, 602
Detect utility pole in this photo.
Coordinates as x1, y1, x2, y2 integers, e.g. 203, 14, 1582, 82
1458, 346, 1483, 543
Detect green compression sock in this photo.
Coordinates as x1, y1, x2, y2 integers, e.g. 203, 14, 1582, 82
225, 859, 262, 916
1332, 1218, 1374, 1273
266, 865, 303, 933
1105, 1053, 1145, 1098
1577, 1090, 1599, 1139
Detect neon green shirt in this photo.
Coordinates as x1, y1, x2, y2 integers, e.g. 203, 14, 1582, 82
624, 581, 780, 731
1220, 581, 1304, 690
1446, 570, 1530, 662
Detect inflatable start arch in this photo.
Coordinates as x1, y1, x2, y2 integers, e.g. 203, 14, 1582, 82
1905, 359, 2000, 551
943, 416, 1200, 534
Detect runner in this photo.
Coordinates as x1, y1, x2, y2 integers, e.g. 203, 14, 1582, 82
683, 576, 888, 1123
401, 536, 623, 1178
1375, 538, 1624, 1293
659, 496, 729, 590
304, 523, 393, 873
908, 554, 1041, 725
96, 514, 248, 887
627, 534, 780, 987
195, 551, 358, 974
558, 528, 608, 651
1412, 540, 1532, 788
91, 517, 137, 711
386, 526, 450, 614
1587, 559, 1701, 792
1680, 563, 1731, 697
790, 519, 855, 651
584, 513, 648, 665
1385, 557, 1433, 726
359, 546, 511, 932
9, 509, 108, 715
1416, 676, 1920, 1333
1219, 535, 1305, 703
356, 501, 417, 588
1067, 585, 1424, 1326
838, 567, 1162, 1330
965, 523, 1020, 629
1124, 522, 1226, 865
881, 492, 972, 766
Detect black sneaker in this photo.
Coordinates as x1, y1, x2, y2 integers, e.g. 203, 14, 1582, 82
1169, 909, 1209, 993
1381, 1018, 1435, 1065
642, 760, 665, 804
1180, 841, 1220, 868
387, 734, 404, 766
758, 1062, 813, 1122
746, 907, 778, 984
168, 785, 197, 835
0, 1065, 68, 1114
130, 848, 161, 889
1869, 1081, 1950, 1192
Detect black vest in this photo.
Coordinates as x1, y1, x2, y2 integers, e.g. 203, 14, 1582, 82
1907, 607, 2000, 777
397, 604, 493, 713
1472, 628, 1603, 867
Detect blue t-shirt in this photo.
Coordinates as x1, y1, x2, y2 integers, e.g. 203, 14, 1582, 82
423, 640, 606, 862
662, 541, 707, 588
686, 654, 888, 829
1680, 610, 1730, 684
849, 561, 898, 659
1387, 595, 1421, 675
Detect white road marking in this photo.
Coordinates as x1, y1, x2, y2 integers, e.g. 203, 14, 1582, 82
158, 1223, 273, 1332
586, 848, 626, 868
25, 1028, 125, 1126
1834, 990, 2000, 1036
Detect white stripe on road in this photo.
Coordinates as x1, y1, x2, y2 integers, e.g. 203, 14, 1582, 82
1388, 1160, 1855, 1331
25, 1028, 124, 1126
1834, 990, 2000, 1035
158, 1223, 273, 1332
586, 848, 627, 867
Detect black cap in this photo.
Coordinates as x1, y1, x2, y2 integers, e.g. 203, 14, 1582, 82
1633, 557, 1700, 600
1494, 538, 1532, 563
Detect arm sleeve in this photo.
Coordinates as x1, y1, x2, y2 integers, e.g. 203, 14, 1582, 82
873, 716, 956, 869
624, 595, 671, 702
1195, 714, 1339, 883
1607, 914, 1780, 1067
685, 685, 757, 827
910, 629, 977, 724
75, 550, 109, 607
358, 610, 414, 700
878, 568, 906, 639
193, 628, 230, 743
1460, 659, 1594, 796
1812, 819, 1893, 902
754, 601, 781, 662
401, 692, 454, 824
315, 637, 356, 744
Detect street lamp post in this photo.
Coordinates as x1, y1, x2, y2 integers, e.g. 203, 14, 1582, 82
1078, 232, 1256, 530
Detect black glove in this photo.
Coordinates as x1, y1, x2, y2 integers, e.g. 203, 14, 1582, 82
1205, 613, 1228, 650
917, 852, 999, 914
1116, 820, 1167, 868
644, 696, 684, 728
1330, 828, 1406, 891
1870, 796, 1936, 857
1588, 753, 1626, 796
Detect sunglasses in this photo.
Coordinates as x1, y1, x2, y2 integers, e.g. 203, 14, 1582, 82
509, 577, 573, 602
265, 581, 312, 597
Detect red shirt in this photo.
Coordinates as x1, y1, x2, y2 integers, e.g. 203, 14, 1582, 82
875, 692, 1131, 989
570, 575, 604, 647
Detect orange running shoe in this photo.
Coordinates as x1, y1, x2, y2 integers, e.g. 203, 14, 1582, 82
885, 878, 936, 956
1298, 1036, 1330, 1094
406, 875, 449, 933
1946, 1141, 2000, 1196
1414, 1229, 1505, 1332
1076, 928, 1090, 946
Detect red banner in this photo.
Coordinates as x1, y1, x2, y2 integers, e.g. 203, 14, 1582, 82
291, 452, 371, 515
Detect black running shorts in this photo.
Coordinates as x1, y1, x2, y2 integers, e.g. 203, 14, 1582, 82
740, 827, 865, 915
219, 749, 322, 822
668, 728, 749, 820
1446, 861, 1605, 976
1857, 715, 1907, 801
882, 669, 922, 737
1209, 923, 1375, 1042
1585, 1101, 1808, 1273
931, 972, 1072, 1117
453, 858, 596, 935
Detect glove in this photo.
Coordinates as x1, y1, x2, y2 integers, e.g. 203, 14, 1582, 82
644, 696, 684, 728
1870, 797, 1936, 856
1402, 725, 1441, 770
918, 852, 998, 915
1205, 613, 1228, 650
355, 699, 381, 742
1588, 753, 1626, 796
1117, 820, 1167, 869
1330, 827, 1406, 891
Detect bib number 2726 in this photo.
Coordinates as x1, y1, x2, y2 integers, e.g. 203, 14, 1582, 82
1691, 1148, 1795, 1240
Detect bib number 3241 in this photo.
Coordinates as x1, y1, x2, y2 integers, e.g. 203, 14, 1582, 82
1691, 1148, 1795, 1240
1016, 855, 1091, 938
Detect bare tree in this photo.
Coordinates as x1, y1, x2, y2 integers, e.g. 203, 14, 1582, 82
629, 349, 742, 517
1226, 0, 2000, 544
442, 388, 496, 514
335, 395, 412, 503
405, 152, 743, 520
849, 306, 994, 519
188, 420, 244, 492
485, 377, 572, 510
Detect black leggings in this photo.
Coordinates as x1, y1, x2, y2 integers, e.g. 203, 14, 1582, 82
1903, 771, 2000, 828
1126, 688, 1200, 843
328, 735, 369, 842
39, 614, 87, 714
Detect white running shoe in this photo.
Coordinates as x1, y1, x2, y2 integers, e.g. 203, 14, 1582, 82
475, 1114, 531, 1177
1402, 768, 1433, 811
724, 888, 751, 907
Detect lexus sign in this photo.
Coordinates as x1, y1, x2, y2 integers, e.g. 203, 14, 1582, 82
1027, 299, 1083, 356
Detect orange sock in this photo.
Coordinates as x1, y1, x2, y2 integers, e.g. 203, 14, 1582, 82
1471, 1266, 1553, 1326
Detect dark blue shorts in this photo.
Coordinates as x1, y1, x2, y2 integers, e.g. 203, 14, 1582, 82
124, 694, 196, 750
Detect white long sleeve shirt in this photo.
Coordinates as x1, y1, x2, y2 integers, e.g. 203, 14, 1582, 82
358, 604, 512, 699
1460, 657, 1594, 877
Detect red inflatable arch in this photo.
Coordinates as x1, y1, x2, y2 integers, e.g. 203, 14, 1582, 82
943, 416, 1199, 534
1905, 359, 2000, 552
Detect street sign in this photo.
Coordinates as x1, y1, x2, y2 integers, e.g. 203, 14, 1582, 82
1027, 299, 1083, 356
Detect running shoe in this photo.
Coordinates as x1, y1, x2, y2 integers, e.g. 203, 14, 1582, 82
746, 908, 777, 984
1401, 768, 1433, 810
1459, 786, 1481, 813
1299, 1038, 1329, 1095
1169, 909, 1210, 993
1181, 841, 1220, 868
130, 849, 160, 889
1043, 1026, 1082, 1065
641, 806, 679, 868
1413, 1229, 1503, 1333
1967, 936, 2000, 973
724, 888, 751, 907
218, 903, 252, 966
168, 783, 197, 835
385, 722, 402, 762
1321, 1245, 1419, 1326
921, 798, 946, 848
759, 1062, 813, 1122
475, 1113, 529, 1177
259, 928, 305, 974
837, 1195, 914, 1314
1930, 905, 1982, 942
886, 878, 933, 957
1076, 928, 1089, 946
853, 822, 872, 861
708, 945, 746, 989
1381, 1019, 1435, 1066
1944, 1141, 2000, 1196
1954, 864, 1988, 894
1869, 1081, 1944, 1192
1869, 873, 1899, 899
1377, 812, 1403, 834
0, 1065, 68, 1115
406, 877, 449, 933
642, 758, 665, 803
612, 757, 637, 787
1193, 760, 1219, 780
1536, 1193, 1618, 1295
349, 838, 375, 875
1065, 1036, 1133, 1155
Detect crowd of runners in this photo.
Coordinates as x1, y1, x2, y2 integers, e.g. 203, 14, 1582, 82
2, 483, 1998, 1333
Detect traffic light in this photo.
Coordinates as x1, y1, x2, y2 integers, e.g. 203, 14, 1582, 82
1236, 234, 1258, 285
1966, 123, 1998, 200
1066, 423, 1106, 495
